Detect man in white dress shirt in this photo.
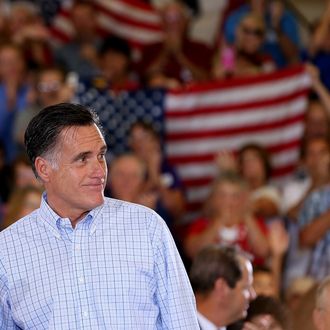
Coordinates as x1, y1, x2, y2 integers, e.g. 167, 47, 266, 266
190, 245, 256, 330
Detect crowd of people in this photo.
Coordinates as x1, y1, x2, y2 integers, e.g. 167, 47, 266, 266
1, 0, 330, 328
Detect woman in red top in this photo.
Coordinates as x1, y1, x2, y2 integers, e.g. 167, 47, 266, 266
184, 172, 269, 264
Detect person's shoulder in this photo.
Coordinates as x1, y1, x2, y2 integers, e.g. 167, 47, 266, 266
102, 197, 165, 226
0, 210, 39, 253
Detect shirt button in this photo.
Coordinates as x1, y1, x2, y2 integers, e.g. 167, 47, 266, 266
78, 276, 85, 284
75, 244, 81, 251
83, 311, 88, 318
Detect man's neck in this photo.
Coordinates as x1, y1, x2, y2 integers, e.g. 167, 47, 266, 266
196, 296, 227, 328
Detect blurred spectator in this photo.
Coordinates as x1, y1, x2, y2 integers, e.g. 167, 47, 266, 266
313, 276, 330, 330
7, 1, 53, 70
253, 266, 278, 298
14, 66, 75, 149
12, 153, 40, 190
214, 13, 275, 79
224, 0, 300, 68
189, 245, 256, 329
97, 36, 139, 93
128, 121, 186, 224
106, 153, 174, 227
298, 157, 330, 280
216, 143, 281, 220
184, 172, 269, 262
306, 2, 330, 90
54, 1, 100, 79
242, 295, 291, 330
282, 138, 330, 292
1, 185, 43, 230
138, 0, 214, 87
0, 42, 31, 162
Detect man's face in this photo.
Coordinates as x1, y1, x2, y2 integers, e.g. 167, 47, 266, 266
305, 139, 330, 181
227, 259, 256, 323
42, 124, 107, 221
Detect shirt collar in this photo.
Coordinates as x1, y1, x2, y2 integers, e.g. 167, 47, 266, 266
197, 312, 226, 330
38, 192, 104, 238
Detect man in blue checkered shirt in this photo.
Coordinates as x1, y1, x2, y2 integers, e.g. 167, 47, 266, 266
0, 103, 199, 329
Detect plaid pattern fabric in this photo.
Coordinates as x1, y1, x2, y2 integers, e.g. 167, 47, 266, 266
0, 195, 199, 329
298, 184, 330, 280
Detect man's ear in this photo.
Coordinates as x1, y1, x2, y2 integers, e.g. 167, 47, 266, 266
34, 156, 52, 182
214, 278, 230, 298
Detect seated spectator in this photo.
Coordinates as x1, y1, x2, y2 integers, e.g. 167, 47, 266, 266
242, 295, 291, 330
189, 245, 256, 329
0, 42, 31, 162
313, 276, 330, 330
184, 172, 269, 262
138, 0, 214, 87
224, 0, 300, 68
213, 13, 275, 79
128, 121, 186, 224
2, 185, 43, 230
7, 1, 52, 70
54, 1, 100, 79
97, 36, 139, 93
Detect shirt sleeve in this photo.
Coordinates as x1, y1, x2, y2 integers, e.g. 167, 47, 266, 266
149, 213, 199, 329
0, 259, 17, 329
298, 191, 321, 229
281, 11, 300, 46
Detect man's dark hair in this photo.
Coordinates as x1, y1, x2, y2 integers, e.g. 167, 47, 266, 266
99, 36, 132, 60
189, 245, 243, 295
24, 103, 103, 177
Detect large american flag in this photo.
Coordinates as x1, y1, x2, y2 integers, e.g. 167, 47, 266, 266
76, 66, 311, 218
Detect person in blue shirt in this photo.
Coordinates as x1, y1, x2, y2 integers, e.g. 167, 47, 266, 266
224, 0, 300, 68
0, 103, 199, 329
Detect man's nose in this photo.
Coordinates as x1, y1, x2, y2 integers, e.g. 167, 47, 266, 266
91, 158, 107, 176
249, 286, 257, 301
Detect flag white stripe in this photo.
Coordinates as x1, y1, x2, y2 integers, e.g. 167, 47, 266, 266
166, 97, 307, 133
52, 16, 74, 36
